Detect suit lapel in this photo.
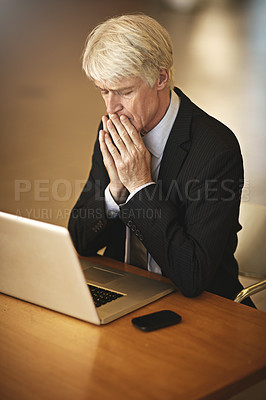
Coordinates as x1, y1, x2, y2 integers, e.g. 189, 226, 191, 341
158, 88, 193, 193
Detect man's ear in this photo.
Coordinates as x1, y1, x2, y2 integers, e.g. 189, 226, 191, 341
157, 69, 169, 90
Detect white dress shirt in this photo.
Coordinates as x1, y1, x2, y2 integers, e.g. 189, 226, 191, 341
104, 90, 180, 274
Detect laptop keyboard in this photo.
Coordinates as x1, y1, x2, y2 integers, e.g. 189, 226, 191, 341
88, 284, 124, 308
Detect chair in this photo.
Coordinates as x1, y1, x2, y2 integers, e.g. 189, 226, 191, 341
234, 280, 266, 303
235, 202, 266, 278
234, 203, 266, 309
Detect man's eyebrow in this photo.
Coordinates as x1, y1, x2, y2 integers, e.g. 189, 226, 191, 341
95, 84, 134, 92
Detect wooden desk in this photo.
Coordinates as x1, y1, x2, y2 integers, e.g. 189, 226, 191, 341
0, 256, 265, 400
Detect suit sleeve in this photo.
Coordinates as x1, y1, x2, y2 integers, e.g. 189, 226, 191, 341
68, 127, 124, 258
119, 148, 243, 297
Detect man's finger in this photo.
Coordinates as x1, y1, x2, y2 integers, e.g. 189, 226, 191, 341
104, 131, 122, 163
99, 130, 115, 168
119, 115, 144, 150
107, 118, 128, 154
120, 115, 140, 140
102, 115, 108, 132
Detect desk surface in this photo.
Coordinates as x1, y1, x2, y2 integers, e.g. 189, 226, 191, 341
0, 256, 266, 400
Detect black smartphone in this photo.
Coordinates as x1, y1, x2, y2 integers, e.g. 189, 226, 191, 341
132, 310, 182, 332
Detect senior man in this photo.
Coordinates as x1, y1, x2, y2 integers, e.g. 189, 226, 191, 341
68, 14, 253, 306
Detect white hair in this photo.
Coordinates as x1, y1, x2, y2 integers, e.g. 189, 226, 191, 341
82, 14, 174, 89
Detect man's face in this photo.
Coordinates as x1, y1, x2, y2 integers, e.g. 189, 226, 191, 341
94, 76, 163, 133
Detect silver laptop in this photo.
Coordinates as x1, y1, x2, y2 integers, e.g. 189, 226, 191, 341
0, 211, 174, 324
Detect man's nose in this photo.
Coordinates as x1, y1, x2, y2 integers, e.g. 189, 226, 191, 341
105, 93, 123, 115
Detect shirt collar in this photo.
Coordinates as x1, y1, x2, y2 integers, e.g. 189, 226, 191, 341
142, 90, 180, 158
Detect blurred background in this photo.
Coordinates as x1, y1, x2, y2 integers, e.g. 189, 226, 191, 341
1, 0, 266, 284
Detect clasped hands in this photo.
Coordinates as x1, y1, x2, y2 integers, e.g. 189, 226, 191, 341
99, 114, 152, 204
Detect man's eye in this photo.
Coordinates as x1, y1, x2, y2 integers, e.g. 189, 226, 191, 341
121, 91, 132, 96
101, 90, 109, 95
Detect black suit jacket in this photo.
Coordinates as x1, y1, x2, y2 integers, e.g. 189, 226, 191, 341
69, 88, 251, 303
